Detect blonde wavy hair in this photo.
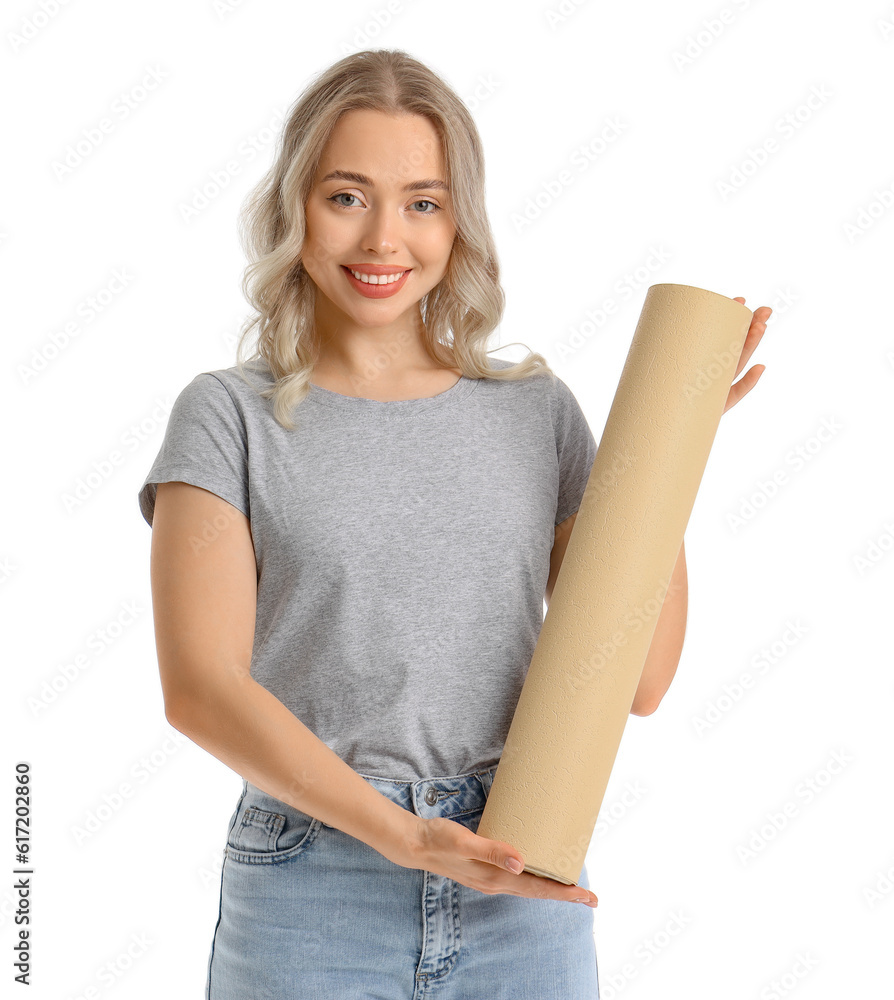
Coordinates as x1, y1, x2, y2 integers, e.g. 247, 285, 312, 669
233, 48, 555, 430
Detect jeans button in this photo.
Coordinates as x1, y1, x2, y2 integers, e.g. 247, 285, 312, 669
424, 787, 439, 806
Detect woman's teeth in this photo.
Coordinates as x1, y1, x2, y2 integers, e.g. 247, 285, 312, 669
348, 268, 408, 284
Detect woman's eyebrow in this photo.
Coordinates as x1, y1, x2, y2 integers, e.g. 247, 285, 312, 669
320, 169, 448, 192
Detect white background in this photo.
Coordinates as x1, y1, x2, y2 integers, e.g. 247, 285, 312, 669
4, 0, 893, 997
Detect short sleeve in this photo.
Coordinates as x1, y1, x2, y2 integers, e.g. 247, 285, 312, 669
553, 375, 598, 525
137, 373, 249, 527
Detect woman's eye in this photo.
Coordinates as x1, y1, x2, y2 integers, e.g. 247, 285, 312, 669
329, 193, 361, 209
328, 193, 441, 214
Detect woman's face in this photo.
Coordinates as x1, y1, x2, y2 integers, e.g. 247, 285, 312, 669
302, 109, 457, 333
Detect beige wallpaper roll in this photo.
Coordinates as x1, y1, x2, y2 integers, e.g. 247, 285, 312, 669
477, 283, 753, 885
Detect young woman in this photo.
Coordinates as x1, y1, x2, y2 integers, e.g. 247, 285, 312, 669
138, 48, 768, 999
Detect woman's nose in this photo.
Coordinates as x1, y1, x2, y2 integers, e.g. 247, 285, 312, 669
360, 207, 402, 253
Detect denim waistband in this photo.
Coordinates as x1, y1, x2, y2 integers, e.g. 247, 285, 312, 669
239, 764, 500, 827
354, 765, 499, 821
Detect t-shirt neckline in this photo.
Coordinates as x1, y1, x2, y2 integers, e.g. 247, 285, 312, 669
308, 373, 479, 414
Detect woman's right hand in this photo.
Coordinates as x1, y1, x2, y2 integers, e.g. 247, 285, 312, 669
391, 815, 599, 907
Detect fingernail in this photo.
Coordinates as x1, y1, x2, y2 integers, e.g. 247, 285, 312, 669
505, 859, 523, 874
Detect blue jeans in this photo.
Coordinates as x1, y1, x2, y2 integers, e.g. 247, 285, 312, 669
206, 763, 600, 998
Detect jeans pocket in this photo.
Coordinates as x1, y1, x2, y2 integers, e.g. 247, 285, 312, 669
226, 795, 324, 865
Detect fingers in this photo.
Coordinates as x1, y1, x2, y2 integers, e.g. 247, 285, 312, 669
477, 835, 597, 905
732, 296, 773, 322
732, 309, 769, 378
423, 820, 599, 906
513, 871, 599, 907
487, 838, 525, 874
724, 364, 764, 412
740, 364, 765, 393
491, 868, 598, 906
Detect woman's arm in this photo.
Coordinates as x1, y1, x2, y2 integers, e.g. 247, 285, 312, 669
629, 540, 686, 714
149, 481, 422, 865
545, 513, 688, 715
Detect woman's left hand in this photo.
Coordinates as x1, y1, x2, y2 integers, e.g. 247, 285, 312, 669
722, 298, 771, 414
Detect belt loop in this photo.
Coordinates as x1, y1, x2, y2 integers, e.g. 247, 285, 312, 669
476, 767, 495, 799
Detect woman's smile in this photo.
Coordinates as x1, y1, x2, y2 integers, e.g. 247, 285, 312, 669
340, 264, 412, 298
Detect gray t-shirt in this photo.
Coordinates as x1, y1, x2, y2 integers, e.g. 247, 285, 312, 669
138, 356, 598, 781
